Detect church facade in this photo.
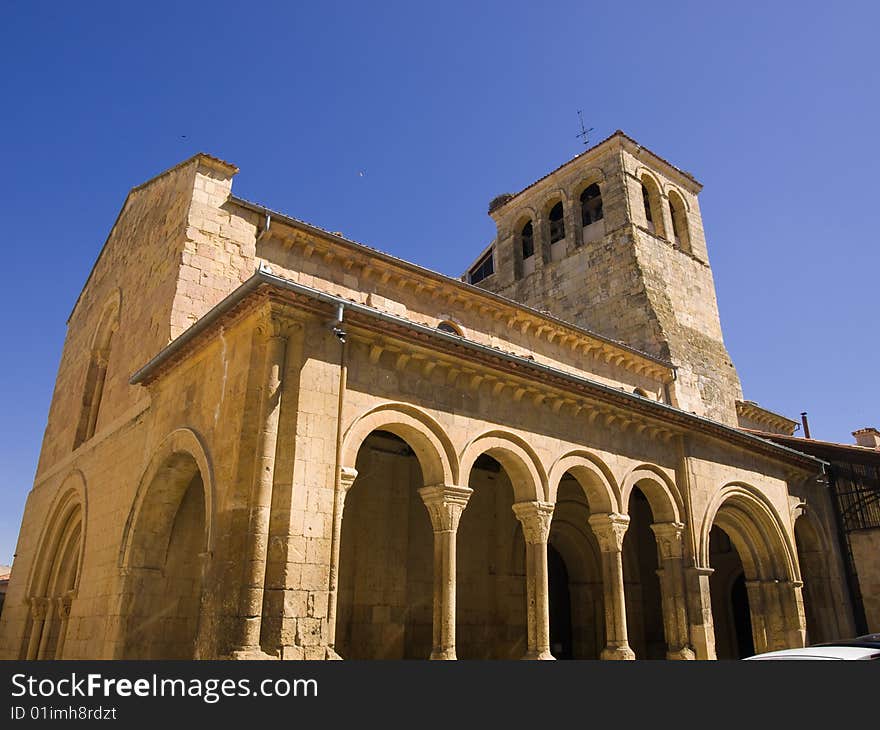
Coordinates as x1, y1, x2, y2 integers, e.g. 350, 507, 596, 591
0, 132, 856, 660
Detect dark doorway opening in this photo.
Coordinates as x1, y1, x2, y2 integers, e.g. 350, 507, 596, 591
548, 543, 573, 659
731, 573, 755, 659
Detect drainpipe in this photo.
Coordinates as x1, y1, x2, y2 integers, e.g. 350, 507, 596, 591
326, 304, 348, 654
256, 214, 271, 244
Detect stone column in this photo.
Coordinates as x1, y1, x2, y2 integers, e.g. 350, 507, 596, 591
588, 513, 635, 660
54, 594, 73, 659
778, 580, 807, 650
232, 316, 288, 659
651, 522, 695, 660
26, 597, 48, 660
512, 501, 555, 660
418, 484, 473, 660
685, 566, 716, 660
326, 466, 358, 657
745, 580, 771, 654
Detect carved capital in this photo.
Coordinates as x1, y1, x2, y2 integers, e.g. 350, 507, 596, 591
588, 513, 630, 553
512, 501, 555, 545
339, 467, 358, 492
93, 348, 111, 368
650, 521, 685, 559
30, 596, 49, 620
418, 485, 473, 533
257, 306, 301, 340
57, 594, 74, 620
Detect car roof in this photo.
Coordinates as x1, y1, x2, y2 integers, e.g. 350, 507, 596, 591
744, 645, 880, 660
815, 634, 880, 650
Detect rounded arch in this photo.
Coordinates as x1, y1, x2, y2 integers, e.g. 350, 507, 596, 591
460, 430, 547, 502
665, 186, 690, 212
666, 188, 691, 252
436, 319, 464, 336
28, 470, 87, 599
513, 210, 536, 231
89, 288, 122, 353
341, 402, 458, 486
550, 522, 601, 581
792, 506, 832, 557
638, 170, 667, 238
635, 168, 663, 192
540, 190, 568, 216
119, 428, 214, 570
620, 464, 682, 524
548, 451, 620, 513
793, 508, 840, 643
573, 167, 606, 196
699, 483, 798, 581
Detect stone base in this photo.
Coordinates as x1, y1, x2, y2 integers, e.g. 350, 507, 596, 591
227, 647, 278, 661
666, 646, 696, 661
601, 645, 636, 660
522, 649, 556, 660
429, 648, 457, 660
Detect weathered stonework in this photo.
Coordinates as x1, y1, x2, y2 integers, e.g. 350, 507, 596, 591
470, 131, 742, 425
0, 138, 856, 661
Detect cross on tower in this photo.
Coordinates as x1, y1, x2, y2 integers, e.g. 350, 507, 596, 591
576, 110, 594, 147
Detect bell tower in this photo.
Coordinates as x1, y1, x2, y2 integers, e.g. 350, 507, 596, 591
467, 131, 743, 426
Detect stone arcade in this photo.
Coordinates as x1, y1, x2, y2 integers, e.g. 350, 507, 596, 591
0, 132, 855, 660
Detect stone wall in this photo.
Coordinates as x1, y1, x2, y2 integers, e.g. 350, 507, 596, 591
850, 529, 880, 633
477, 133, 743, 425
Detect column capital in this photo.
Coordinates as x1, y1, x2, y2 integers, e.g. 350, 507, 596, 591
339, 466, 358, 492
30, 596, 49, 620
650, 521, 686, 559
588, 513, 630, 553
418, 485, 473, 533
56, 594, 74, 619
258, 306, 302, 340
512, 501, 555, 545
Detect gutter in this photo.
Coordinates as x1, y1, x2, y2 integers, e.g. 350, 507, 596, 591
129, 268, 825, 471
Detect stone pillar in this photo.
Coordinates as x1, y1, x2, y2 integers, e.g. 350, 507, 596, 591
567, 193, 583, 249
418, 484, 473, 660
659, 194, 674, 242
685, 566, 716, 660
512, 501, 555, 660
54, 594, 73, 659
232, 316, 288, 659
326, 466, 358, 656
745, 580, 771, 654
534, 211, 550, 266
651, 522, 695, 660
26, 597, 48, 660
778, 580, 807, 649
588, 513, 635, 660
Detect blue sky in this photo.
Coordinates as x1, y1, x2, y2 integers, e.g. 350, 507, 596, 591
1, 1, 877, 564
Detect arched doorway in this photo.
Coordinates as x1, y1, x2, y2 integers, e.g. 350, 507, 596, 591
547, 475, 605, 659
336, 430, 433, 659
705, 487, 804, 658
709, 526, 754, 659
623, 489, 665, 659
23, 483, 84, 660
457, 453, 527, 659
794, 513, 838, 644
119, 452, 208, 659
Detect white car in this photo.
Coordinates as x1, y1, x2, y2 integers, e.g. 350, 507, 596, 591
744, 634, 880, 660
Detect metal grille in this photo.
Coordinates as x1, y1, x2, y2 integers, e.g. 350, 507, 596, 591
834, 462, 880, 531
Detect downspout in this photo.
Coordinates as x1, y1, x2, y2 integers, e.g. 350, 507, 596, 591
326, 304, 348, 655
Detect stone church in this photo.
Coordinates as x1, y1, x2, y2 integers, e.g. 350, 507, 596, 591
0, 131, 856, 660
